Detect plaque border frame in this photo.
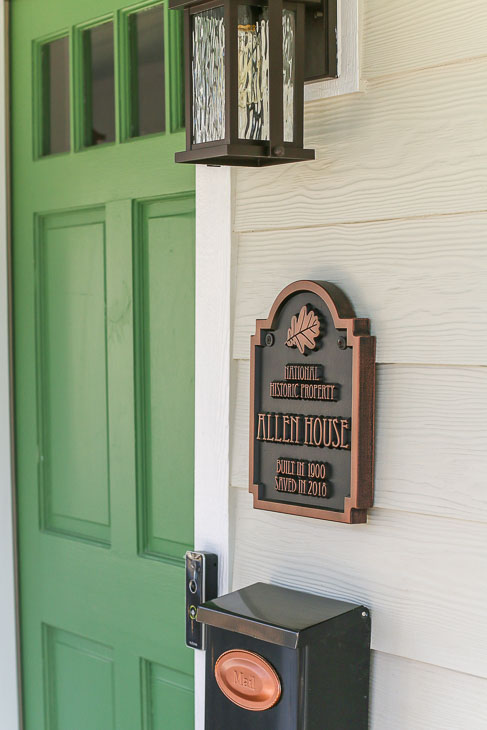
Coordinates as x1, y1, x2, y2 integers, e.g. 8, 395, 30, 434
249, 280, 376, 524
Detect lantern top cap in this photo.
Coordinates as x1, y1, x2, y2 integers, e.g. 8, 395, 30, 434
168, 0, 201, 9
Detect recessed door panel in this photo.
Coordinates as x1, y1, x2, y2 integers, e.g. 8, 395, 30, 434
135, 196, 195, 562
142, 660, 194, 730
43, 627, 115, 730
36, 209, 110, 545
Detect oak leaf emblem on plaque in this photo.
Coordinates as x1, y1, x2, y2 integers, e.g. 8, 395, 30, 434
285, 306, 320, 354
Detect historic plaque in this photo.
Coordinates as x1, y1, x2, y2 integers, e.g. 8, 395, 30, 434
249, 280, 376, 523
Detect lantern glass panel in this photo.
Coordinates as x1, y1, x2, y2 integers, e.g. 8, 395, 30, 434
192, 6, 225, 144
237, 5, 296, 143
238, 5, 269, 141
282, 7, 295, 143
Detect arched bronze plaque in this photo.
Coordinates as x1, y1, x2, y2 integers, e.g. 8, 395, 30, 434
214, 649, 281, 711
250, 280, 376, 523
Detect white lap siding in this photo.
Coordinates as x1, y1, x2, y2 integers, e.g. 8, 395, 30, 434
227, 0, 487, 726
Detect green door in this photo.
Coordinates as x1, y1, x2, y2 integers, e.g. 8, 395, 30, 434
11, 1, 195, 727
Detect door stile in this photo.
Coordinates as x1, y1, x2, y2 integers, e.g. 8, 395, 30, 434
106, 200, 138, 557
113, 646, 143, 730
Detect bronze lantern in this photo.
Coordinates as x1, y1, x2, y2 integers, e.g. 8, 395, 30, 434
169, 0, 337, 166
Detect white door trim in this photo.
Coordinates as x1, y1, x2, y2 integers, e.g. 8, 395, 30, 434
0, 3, 21, 729
194, 165, 235, 730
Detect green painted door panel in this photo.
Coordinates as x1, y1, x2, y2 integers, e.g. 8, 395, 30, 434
11, 1, 195, 728
144, 662, 194, 730
134, 197, 195, 561
37, 209, 111, 545
44, 628, 116, 730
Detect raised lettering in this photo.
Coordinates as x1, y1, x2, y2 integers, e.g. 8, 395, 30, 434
257, 413, 266, 440
313, 417, 323, 447
323, 417, 332, 447
304, 416, 313, 445
332, 418, 341, 448
291, 415, 300, 444
282, 415, 290, 443
274, 414, 282, 442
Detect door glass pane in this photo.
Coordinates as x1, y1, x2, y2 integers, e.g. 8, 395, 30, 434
41, 36, 70, 155
83, 21, 115, 146
192, 6, 225, 144
129, 4, 166, 137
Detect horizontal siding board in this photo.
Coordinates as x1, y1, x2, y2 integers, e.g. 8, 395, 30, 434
230, 361, 487, 523
370, 652, 487, 730
235, 57, 487, 231
374, 366, 487, 521
230, 487, 487, 677
232, 213, 487, 364
364, 0, 487, 79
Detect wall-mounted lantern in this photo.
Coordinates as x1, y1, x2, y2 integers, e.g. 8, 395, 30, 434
169, 0, 338, 166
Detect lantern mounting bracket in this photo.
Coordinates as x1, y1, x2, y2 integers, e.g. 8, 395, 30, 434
303, 0, 338, 82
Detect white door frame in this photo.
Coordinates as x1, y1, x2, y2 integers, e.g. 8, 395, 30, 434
193, 165, 234, 729
0, 3, 21, 729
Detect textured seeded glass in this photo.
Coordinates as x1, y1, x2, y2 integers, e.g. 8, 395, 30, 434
41, 37, 70, 155
192, 7, 225, 144
83, 22, 115, 146
282, 8, 295, 143
238, 6, 269, 141
237, 7, 295, 142
129, 5, 165, 137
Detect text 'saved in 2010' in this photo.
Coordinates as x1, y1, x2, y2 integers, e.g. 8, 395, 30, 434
249, 281, 376, 523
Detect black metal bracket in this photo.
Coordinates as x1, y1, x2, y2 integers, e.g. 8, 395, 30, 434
304, 0, 338, 82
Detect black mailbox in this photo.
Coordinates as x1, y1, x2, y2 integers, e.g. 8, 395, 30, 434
198, 582, 371, 729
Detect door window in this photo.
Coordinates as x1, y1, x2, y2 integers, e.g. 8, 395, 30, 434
82, 21, 116, 146
36, 34, 70, 156
128, 4, 166, 137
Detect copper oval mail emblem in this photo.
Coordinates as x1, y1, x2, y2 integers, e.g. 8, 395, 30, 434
214, 649, 281, 711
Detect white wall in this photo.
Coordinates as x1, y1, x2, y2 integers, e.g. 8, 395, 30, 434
0, 4, 21, 730
225, 0, 487, 727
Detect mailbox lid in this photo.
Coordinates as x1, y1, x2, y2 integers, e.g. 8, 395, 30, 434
197, 582, 364, 649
